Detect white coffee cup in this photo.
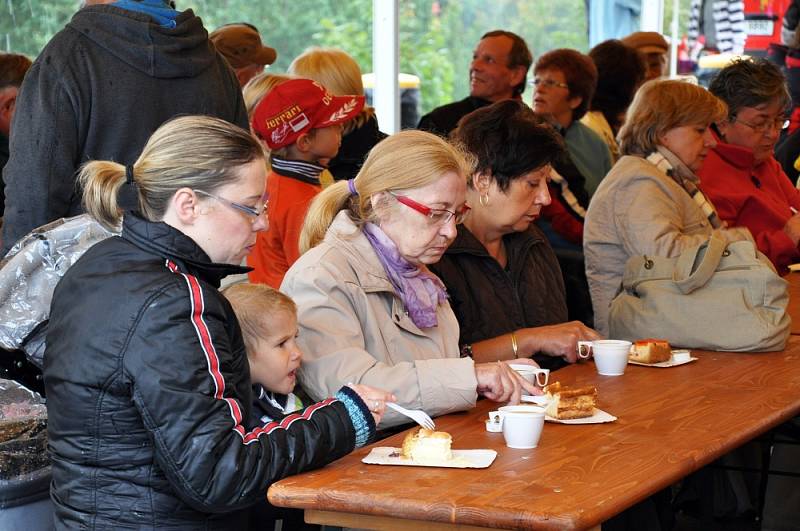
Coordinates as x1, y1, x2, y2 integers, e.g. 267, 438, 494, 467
497, 405, 546, 449
576, 339, 632, 376
508, 363, 550, 386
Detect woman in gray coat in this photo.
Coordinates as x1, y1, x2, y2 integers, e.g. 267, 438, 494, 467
584, 80, 752, 335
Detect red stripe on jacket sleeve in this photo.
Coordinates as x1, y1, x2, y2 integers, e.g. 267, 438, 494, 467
165, 260, 338, 444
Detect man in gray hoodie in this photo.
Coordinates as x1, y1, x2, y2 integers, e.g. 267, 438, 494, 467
1, 0, 248, 254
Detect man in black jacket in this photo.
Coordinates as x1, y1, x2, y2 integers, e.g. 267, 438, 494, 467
1, 0, 248, 254
416, 30, 531, 137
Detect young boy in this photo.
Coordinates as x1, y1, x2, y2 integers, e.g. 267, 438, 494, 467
247, 78, 364, 288
223, 282, 323, 529
222, 283, 306, 424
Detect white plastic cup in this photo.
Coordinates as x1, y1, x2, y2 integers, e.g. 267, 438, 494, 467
508, 364, 550, 386
576, 340, 632, 375
497, 405, 546, 449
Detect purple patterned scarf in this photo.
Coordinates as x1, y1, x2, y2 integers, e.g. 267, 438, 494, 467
362, 223, 448, 328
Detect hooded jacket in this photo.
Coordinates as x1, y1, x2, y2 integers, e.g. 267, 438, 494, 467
44, 212, 370, 529
1, 5, 248, 254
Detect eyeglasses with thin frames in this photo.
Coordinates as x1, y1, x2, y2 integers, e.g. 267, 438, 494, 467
388, 191, 470, 225
194, 189, 269, 223
732, 115, 789, 134
529, 78, 569, 90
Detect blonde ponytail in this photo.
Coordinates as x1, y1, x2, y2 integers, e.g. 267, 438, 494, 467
78, 161, 127, 231
78, 116, 264, 230
299, 180, 353, 253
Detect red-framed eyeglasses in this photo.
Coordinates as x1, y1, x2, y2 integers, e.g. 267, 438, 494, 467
388, 191, 470, 225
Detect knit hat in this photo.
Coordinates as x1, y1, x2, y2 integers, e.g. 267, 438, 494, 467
209, 24, 277, 69
252, 79, 365, 150
622, 31, 669, 55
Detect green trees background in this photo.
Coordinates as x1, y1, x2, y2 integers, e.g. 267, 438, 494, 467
1, 1, 689, 115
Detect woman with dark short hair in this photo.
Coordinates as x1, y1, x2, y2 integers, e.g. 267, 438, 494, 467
431, 100, 600, 369
698, 58, 800, 273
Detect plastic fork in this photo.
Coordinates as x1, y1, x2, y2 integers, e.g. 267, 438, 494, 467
386, 402, 435, 430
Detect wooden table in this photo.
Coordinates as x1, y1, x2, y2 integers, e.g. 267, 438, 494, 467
787, 272, 800, 334
268, 340, 800, 530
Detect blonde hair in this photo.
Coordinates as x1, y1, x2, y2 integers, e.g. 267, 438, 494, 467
222, 283, 297, 357
299, 130, 474, 253
243, 72, 296, 119
618, 79, 727, 157
79, 115, 265, 230
288, 46, 376, 134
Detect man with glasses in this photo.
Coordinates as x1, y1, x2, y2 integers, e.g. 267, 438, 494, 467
417, 30, 531, 137
698, 58, 800, 272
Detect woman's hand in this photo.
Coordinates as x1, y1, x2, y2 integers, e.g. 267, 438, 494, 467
474, 362, 538, 404
518, 322, 602, 363
348, 384, 396, 425
783, 213, 800, 246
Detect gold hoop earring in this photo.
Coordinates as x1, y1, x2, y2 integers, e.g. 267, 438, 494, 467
479, 193, 489, 207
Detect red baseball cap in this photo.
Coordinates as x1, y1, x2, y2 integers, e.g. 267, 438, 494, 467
252, 79, 366, 150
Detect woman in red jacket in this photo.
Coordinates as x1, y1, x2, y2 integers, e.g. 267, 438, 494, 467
698, 58, 800, 273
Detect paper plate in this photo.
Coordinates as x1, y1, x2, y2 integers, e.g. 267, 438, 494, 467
362, 447, 497, 468
545, 408, 617, 424
629, 350, 697, 368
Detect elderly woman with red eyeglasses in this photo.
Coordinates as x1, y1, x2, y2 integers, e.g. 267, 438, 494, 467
282, 130, 540, 429
698, 58, 800, 273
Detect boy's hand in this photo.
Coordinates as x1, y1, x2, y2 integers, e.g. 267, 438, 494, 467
348, 384, 396, 425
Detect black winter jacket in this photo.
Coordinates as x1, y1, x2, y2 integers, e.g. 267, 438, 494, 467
44, 213, 364, 529
430, 225, 568, 363
2, 5, 248, 254
417, 96, 491, 137
328, 114, 387, 181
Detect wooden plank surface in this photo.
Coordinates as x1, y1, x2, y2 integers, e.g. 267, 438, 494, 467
787, 272, 800, 334
268, 341, 800, 530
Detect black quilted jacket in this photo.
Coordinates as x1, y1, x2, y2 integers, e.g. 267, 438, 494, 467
44, 213, 357, 529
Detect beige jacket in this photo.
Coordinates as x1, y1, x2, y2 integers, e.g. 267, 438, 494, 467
584, 155, 752, 335
281, 211, 478, 428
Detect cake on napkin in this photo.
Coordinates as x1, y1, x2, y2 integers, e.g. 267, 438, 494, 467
629, 339, 672, 364
544, 382, 597, 420
401, 428, 453, 462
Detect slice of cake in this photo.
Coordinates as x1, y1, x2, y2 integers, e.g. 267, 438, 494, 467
401, 428, 453, 462
544, 382, 597, 420
630, 339, 672, 364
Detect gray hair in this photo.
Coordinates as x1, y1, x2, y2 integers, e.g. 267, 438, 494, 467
708, 58, 791, 119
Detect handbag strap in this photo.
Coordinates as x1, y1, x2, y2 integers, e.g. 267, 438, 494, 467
671, 236, 727, 294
